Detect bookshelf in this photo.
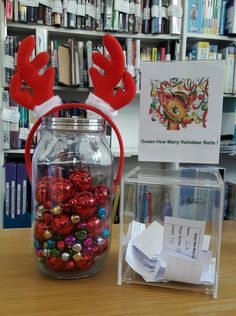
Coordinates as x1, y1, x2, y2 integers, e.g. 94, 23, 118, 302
1, 1, 183, 157
1, 0, 236, 227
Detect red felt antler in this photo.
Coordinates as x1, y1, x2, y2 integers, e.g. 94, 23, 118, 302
89, 34, 136, 110
10, 36, 55, 110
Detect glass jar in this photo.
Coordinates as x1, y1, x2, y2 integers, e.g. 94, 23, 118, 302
32, 117, 113, 278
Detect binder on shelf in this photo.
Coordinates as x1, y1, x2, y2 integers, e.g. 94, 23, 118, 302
4, 163, 16, 226
18, 163, 31, 226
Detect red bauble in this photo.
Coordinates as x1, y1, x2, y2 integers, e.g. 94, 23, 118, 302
75, 192, 97, 217
96, 240, 109, 256
43, 200, 53, 209
75, 254, 95, 271
65, 260, 75, 270
34, 222, 51, 241
68, 198, 78, 208
42, 211, 54, 224
51, 179, 73, 203
52, 215, 73, 235
57, 240, 66, 251
35, 183, 48, 203
62, 203, 71, 213
94, 184, 111, 206
69, 170, 92, 192
86, 217, 103, 233
46, 257, 64, 271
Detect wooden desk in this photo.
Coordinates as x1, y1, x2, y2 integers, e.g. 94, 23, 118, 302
0, 222, 236, 316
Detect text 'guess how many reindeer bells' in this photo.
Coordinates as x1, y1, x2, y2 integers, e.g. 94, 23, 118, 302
10, 34, 135, 278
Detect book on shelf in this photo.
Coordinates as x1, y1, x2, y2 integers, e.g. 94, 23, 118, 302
220, 0, 227, 35
9, 96, 19, 150
168, 0, 182, 35
220, 46, 235, 94
1, 90, 10, 150
5, 0, 13, 21
192, 41, 210, 60
58, 43, 71, 86
67, 0, 77, 29
225, 0, 236, 35
77, 0, 86, 29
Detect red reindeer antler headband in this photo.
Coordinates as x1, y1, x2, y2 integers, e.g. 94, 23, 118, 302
10, 34, 136, 191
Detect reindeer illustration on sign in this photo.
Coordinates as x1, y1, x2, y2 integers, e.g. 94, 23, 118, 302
149, 78, 209, 131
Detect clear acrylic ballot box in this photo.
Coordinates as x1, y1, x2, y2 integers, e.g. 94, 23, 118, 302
118, 167, 224, 298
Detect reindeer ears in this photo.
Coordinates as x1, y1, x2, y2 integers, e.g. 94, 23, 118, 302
10, 35, 55, 110
89, 34, 136, 110
10, 34, 135, 113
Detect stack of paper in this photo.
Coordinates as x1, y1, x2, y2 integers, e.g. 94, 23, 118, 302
125, 217, 215, 285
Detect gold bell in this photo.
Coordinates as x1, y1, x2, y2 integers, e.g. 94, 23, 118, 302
43, 230, 52, 239
52, 206, 62, 215
71, 215, 80, 224
73, 252, 82, 262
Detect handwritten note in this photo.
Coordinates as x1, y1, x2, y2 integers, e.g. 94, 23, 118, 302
163, 216, 206, 259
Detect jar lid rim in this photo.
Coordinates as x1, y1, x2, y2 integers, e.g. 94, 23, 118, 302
41, 117, 106, 131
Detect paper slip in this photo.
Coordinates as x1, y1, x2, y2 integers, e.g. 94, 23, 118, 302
163, 216, 206, 259
126, 221, 146, 243
164, 254, 203, 284
132, 221, 164, 259
125, 242, 158, 280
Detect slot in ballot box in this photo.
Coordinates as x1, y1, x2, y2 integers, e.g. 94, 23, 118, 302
118, 167, 224, 298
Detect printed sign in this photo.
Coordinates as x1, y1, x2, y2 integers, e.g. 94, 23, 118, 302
138, 60, 225, 163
